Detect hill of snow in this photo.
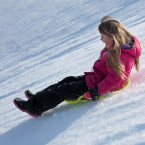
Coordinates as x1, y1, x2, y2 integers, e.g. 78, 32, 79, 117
0, 0, 145, 145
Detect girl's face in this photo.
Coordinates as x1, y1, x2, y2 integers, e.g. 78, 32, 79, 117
100, 34, 113, 49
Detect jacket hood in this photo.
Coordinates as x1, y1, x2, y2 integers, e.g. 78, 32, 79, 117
121, 36, 142, 58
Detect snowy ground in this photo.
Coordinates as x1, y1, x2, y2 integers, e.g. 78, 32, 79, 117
0, 0, 145, 145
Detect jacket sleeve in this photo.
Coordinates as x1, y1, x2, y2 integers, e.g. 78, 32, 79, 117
97, 66, 124, 95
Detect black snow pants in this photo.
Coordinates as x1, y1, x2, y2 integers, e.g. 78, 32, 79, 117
28, 75, 89, 113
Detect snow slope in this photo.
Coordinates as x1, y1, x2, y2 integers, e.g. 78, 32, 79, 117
0, 0, 145, 144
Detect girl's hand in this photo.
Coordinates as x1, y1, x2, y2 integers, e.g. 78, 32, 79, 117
84, 92, 94, 101
84, 86, 100, 101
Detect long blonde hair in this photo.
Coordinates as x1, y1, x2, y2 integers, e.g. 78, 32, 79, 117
98, 16, 140, 78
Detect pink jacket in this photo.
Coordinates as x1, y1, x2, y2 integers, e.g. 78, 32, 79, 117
85, 36, 142, 95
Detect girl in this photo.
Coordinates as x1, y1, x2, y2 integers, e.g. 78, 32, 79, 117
13, 16, 142, 117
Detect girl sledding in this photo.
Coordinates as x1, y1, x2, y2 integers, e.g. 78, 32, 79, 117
13, 16, 142, 117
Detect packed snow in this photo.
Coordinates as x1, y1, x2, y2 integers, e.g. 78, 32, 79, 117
0, 0, 145, 145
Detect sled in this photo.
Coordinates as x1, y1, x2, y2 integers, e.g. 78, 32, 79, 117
65, 79, 130, 103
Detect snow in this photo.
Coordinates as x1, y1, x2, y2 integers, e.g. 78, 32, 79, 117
0, 0, 145, 144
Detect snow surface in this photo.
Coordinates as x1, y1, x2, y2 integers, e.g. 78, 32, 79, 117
0, 0, 145, 145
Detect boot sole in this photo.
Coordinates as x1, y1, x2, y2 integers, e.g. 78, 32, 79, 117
25, 91, 30, 100
13, 99, 39, 118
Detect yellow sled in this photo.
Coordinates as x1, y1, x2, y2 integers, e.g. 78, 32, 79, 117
65, 79, 130, 103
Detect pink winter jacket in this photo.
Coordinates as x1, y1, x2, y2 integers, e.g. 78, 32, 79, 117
84, 36, 142, 95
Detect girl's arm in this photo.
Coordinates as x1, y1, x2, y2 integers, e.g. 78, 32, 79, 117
97, 66, 125, 95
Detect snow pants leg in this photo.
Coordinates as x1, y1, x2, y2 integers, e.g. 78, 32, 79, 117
35, 75, 86, 94
27, 75, 88, 113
